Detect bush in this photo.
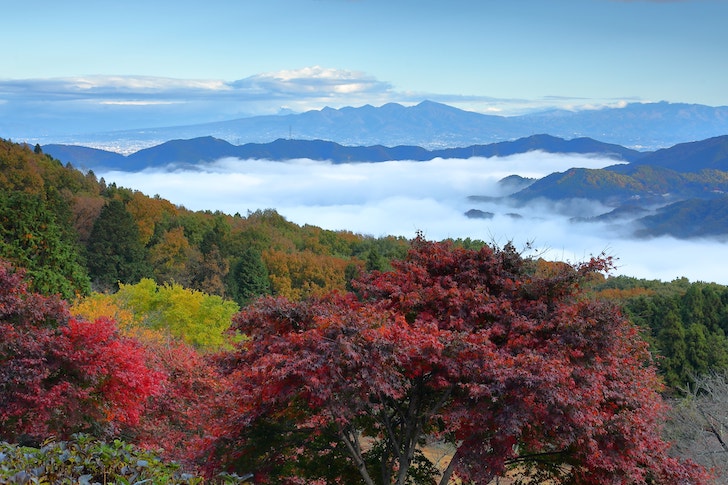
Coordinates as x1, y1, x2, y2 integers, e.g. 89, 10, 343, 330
0, 434, 247, 484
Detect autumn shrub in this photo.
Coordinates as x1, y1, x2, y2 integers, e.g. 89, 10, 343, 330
0, 259, 162, 443
0, 433, 249, 484
121, 338, 234, 468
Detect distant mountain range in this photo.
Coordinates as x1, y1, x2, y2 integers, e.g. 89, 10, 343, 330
39, 100, 728, 153
43, 133, 645, 172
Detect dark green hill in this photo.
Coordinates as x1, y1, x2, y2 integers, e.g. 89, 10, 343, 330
636, 196, 728, 239
513, 167, 645, 203
126, 136, 238, 170
622, 135, 728, 173
44, 134, 646, 171
437, 134, 644, 162
42, 144, 126, 170
511, 135, 728, 205
513, 165, 728, 205
503, 135, 728, 238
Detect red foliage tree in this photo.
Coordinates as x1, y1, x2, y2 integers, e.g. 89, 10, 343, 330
122, 338, 233, 467
212, 238, 709, 484
0, 259, 162, 443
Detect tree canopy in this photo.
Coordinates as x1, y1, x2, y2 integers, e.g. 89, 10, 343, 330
86, 199, 151, 291
0, 259, 161, 443
212, 238, 707, 484
74, 278, 239, 351
0, 191, 90, 298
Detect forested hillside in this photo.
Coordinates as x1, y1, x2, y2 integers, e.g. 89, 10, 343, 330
591, 275, 728, 389
0, 138, 409, 305
5, 137, 720, 391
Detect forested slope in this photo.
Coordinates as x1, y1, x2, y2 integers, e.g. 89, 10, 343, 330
0, 138, 409, 306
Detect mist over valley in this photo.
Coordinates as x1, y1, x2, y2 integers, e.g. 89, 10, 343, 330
94, 147, 728, 285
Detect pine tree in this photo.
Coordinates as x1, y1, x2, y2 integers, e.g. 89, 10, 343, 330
230, 247, 271, 305
86, 199, 151, 291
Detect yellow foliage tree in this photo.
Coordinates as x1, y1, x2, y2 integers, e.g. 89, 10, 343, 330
73, 279, 238, 351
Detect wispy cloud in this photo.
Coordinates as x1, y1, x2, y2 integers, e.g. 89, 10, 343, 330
99, 152, 728, 285
232, 67, 392, 97
0, 76, 227, 98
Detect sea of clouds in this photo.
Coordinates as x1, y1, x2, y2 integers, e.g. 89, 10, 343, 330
100, 152, 728, 285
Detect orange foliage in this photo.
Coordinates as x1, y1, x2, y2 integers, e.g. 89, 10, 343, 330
263, 248, 351, 299
126, 191, 179, 245
72, 293, 134, 329
71, 195, 106, 244
148, 226, 197, 284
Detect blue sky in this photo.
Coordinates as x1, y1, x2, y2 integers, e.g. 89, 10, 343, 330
3, 0, 728, 135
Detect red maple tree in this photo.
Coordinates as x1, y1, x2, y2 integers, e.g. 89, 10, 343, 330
123, 338, 233, 467
0, 259, 162, 443
212, 238, 709, 484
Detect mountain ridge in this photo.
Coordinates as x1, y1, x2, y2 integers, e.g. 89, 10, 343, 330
37, 100, 728, 154
44, 134, 646, 172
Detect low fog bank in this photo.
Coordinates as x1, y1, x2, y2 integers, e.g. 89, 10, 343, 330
100, 152, 728, 285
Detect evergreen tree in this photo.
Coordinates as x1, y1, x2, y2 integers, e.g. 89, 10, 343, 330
700, 285, 725, 333
86, 199, 150, 291
0, 192, 90, 299
686, 323, 710, 377
681, 285, 706, 327
365, 247, 386, 272
230, 247, 271, 306
658, 308, 689, 388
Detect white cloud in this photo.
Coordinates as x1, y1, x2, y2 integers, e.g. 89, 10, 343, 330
98, 100, 183, 106
99, 152, 728, 285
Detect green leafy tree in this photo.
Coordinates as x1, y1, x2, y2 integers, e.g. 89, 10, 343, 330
658, 308, 689, 388
98, 278, 239, 350
86, 199, 151, 291
0, 192, 90, 298
604, 280, 728, 389
365, 247, 387, 272
684, 324, 726, 378
700, 285, 727, 333
681, 285, 706, 327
